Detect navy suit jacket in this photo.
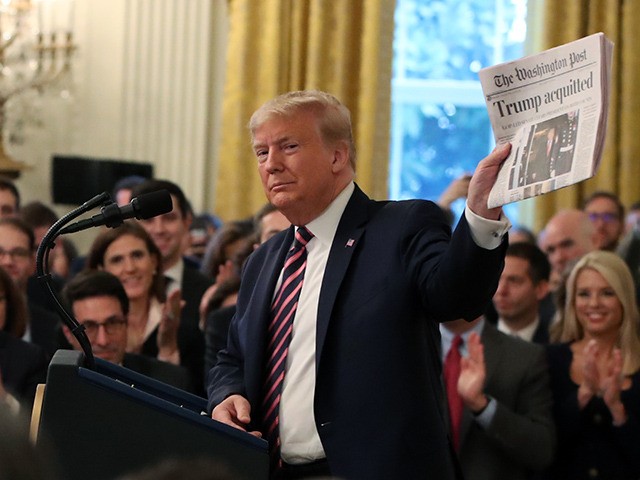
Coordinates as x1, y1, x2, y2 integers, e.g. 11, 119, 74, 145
207, 185, 507, 479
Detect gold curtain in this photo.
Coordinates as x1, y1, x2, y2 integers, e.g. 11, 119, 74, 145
214, 0, 396, 221
529, 0, 640, 232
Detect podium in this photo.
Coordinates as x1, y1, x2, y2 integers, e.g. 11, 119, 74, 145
36, 350, 268, 480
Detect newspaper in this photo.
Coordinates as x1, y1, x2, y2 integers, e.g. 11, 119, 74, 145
479, 32, 613, 208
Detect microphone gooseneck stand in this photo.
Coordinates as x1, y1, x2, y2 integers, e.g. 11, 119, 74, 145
36, 192, 112, 370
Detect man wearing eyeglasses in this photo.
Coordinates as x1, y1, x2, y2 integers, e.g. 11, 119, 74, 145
582, 191, 625, 251
61, 270, 194, 392
0, 217, 60, 356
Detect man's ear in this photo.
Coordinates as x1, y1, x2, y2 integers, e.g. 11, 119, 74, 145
61, 324, 74, 345
331, 140, 350, 173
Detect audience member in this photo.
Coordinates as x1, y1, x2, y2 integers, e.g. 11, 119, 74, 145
61, 270, 193, 392
85, 222, 182, 364
19, 201, 58, 247
200, 219, 255, 282
623, 200, 640, 234
440, 316, 555, 480
0, 218, 60, 355
0, 265, 28, 338
546, 250, 640, 479
0, 268, 49, 410
0, 219, 33, 295
203, 205, 290, 373
253, 203, 291, 245
186, 213, 223, 266
112, 175, 148, 206
19, 200, 78, 281
0, 176, 20, 218
538, 209, 597, 291
508, 224, 537, 244
582, 191, 625, 251
132, 180, 211, 387
202, 242, 254, 374
207, 90, 510, 478
616, 200, 640, 303
491, 242, 553, 344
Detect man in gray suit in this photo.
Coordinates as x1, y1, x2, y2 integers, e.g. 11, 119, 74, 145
441, 316, 555, 480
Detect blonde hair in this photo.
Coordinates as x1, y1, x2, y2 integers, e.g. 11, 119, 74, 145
560, 250, 640, 374
249, 90, 356, 171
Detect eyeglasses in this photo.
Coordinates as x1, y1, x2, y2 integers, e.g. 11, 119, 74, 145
0, 247, 31, 260
587, 212, 619, 223
82, 317, 127, 337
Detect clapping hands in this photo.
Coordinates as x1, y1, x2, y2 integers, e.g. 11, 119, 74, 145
578, 339, 627, 425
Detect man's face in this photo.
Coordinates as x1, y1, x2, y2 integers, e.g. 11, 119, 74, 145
139, 194, 190, 270
0, 225, 34, 290
493, 256, 547, 325
259, 210, 291, 244
540, 220, 590, 278
68, 295, 127, 364
115, 188, 133, 206
584, 197, 623, 251
0, 189, 18, 218
253, 111, 346, 225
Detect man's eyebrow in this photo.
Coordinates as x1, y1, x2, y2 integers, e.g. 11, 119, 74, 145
80, 314, 123, 324
253, 134, 295, 148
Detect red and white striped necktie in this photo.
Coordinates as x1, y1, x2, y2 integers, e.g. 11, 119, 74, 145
261, 226, 314, 471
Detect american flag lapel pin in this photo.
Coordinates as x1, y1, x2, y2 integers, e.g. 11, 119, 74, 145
346, 238, 355, 247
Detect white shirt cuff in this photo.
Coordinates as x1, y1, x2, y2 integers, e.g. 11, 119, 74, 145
474, 396, 498, 429
464, 203, 511, 250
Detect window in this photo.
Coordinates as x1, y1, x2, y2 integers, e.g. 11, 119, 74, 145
390, 0, 528, 222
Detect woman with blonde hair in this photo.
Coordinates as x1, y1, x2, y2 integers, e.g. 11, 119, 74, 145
547, 250, 640, 479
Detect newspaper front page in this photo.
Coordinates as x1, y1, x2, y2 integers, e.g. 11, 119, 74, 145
479, 32, 613, 208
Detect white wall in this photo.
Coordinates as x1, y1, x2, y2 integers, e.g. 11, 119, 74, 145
12, 0, 227, 251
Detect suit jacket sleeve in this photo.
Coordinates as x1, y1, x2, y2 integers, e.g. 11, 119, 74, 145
482, 342, 556, 469
405, 201, 506, 321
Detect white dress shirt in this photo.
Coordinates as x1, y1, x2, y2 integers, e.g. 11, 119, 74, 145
497, 316, 540, 343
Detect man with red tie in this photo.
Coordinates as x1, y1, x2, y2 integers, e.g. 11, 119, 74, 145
208, 90, 511, 479
441, 317, 555, 480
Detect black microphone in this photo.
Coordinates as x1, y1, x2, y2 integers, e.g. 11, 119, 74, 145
59, 190, 173, 234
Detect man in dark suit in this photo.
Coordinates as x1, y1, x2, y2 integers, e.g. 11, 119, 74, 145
492, 242, 553, 344
61, 270, 193, 393
132, 179, 212, 394
207, 90, 511, 479
441, 317, 555, 480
